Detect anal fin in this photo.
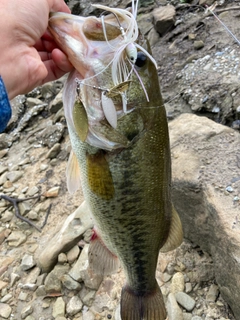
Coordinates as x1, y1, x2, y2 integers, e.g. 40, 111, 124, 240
88, 230, 120, 276
160, 205, 183, 253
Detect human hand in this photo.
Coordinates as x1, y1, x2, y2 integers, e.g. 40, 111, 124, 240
0, 0, 73, 100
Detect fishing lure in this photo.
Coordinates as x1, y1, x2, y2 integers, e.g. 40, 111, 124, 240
74, 0, 158, 129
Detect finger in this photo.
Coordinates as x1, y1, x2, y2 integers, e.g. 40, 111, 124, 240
34, 37, 58, 52
51, 48, 72, 71
48, 0, 71, 13
38, 49, 72, 71
40, 48, 73, 84
38, 51, 52, 62
41, 60, 69, 84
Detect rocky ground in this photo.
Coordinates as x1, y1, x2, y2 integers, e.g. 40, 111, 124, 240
0, 0, 240, 319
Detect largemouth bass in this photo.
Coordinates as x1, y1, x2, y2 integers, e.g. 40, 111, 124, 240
48, 2, 183, 319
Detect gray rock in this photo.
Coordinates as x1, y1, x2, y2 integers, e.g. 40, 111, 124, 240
36, 273, 47, 286
169, 114, 240, 318
58, 253, 68, 264
137, 12, 153, 36
206, 284, 219, 302
10, 272, 20, 286
182, 312, 192, 320
153, 5, 175, 36
44, 271, 62, 295
46, 143, 61, 159
52, 297, 66, 318
175, 292, 195, 312
66, 245, 80, 264
7, 95, 25, 129
0, 149, 8, 158
53, 107, 65, 124
166, 293, 183, 320
12, 104, 47, 136
44, 265, 70, 294
26, 97, 44, 107
68, 245, 89, 282
49, 91, 63, 114
18, 291, 28, 301
115, 304, 121, 320
0, 172, 8, 185
21, 254, 36, 271
27, 186, 39, 196
1, 210, 14, 222
66, 296, 83, 316
0, 294, 12, 303
61, 274, 81, 291
27, 211, 38, 220
43, 186, 60, 197
39, 164, 48, 171
185, 282, 192, 293
38, 123, 65, 148
0, 133, 13, 149
81, 290, 96, 306
6, 170, 24, 183
0, 302, 12, 318
0, 280, 8, 291
18, 156, 32, 167
25, 316, 36, 320
148, 27, 160, 47
21, 283, 37, 291
82, 310, 95, 320
6, 231, 27, 247
35, 285, 46, 297
21, 305, 33, 319
41, 82, 57, 99
171, 272, 185, 294
0, 165, 8, 175
69, 244, 103, 290
37, 201, 93, 273
193, 40, 204, 50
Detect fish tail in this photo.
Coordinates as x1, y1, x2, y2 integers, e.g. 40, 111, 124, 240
120, 283, 167, 320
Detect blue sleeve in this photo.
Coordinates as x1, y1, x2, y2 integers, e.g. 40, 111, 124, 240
0, 76, 12, 133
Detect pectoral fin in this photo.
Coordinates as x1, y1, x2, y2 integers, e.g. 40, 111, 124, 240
87, 151, 114, 200
160, 205, 183, 253
66, 150, 81, 194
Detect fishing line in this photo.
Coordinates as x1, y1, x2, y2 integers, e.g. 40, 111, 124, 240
206, 4, 240, 46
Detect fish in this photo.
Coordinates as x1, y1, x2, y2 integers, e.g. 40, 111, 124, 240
48, 2, 183, 319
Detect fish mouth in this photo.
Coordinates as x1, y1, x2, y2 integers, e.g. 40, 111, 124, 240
48, 12, 91, 76
48, 12, 86, 49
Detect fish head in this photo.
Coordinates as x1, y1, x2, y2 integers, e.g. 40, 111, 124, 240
48, 6, 160, 150
48, 10, 125, 79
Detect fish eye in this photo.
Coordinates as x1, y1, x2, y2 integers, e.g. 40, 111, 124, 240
135, 52, 147, 68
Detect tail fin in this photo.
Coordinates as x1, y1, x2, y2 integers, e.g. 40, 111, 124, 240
120, 284, 167, 320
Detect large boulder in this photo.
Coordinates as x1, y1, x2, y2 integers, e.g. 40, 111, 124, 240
169, 113, 240, 318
